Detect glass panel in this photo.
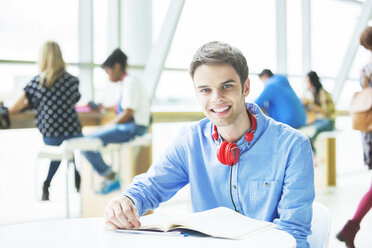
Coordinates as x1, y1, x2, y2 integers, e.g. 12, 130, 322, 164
153, 70, 199, 111
165, 0, 276, 74
152, 0, 171, 43
311, 0, 360, 77
287, 0, 302, 75
93, 0, 108, 64
337, 79, 361, 110
287, 76, 306, 98
154, 0, 276, 109
0, 0, 78, 62
0, 64, 38, 105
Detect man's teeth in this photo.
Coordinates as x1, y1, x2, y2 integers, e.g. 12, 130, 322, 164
213, 107, 229, 113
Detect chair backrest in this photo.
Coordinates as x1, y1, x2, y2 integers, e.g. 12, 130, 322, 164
308, 201, 331, 248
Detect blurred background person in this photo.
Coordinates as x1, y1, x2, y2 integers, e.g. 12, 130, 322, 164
81, 48, 151, 195
8, 41, 82, 201
336, 26, 372, 248
255, 69, 306, 129
302, 71, 335, 153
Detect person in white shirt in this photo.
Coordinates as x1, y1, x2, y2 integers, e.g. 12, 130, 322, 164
83, 48, 150, 195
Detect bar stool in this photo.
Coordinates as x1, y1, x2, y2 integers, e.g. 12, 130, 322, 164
93, 133, 152, 189
36, 137, 103, 218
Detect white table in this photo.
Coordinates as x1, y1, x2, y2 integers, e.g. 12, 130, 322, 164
0, 218, 296, 248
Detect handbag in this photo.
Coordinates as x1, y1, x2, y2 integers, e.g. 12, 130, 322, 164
350, 71, 372, 131
0, 103, 10, 129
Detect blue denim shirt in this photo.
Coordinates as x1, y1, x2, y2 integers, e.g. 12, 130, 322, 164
124, 103, 315, 248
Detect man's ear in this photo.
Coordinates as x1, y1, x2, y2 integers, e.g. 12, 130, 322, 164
242, 78, 250, 97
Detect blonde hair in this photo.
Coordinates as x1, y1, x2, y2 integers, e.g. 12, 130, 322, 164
38, 41, 66, 88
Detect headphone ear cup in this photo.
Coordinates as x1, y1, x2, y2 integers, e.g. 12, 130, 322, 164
217, 141, 228, 164
217, 142, 240, 166
226, 143, 240, 166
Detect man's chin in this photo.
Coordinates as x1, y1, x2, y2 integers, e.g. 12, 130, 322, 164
207, 117, 231, 127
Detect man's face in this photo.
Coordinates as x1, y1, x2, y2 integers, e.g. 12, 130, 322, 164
104, 63, 123, 82
193, 64, 250, 127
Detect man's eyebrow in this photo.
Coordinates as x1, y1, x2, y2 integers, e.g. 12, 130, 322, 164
197, 79, 236, 89
197, 84, 209, 89
221, 79, 236, 84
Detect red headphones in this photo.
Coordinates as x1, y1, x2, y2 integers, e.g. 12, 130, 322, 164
213, 109, 257, 166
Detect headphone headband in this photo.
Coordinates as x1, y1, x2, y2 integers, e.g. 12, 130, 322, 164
212, 109, 256, 142
213, 109, 257, 166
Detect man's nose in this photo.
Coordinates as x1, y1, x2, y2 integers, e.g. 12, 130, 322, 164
211, 90, 224, 102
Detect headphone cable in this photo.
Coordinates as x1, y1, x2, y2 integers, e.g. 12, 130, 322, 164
229, 165, 238, 212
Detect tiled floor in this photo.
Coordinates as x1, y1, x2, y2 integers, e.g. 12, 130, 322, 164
0, 117, 371, 247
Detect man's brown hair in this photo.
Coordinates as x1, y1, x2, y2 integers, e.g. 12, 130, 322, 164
189, 41, 249, 87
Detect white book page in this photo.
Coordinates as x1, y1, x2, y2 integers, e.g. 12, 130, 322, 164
134, 207, 275, 239
169, 207, 276, 239
137, 212, 187, 231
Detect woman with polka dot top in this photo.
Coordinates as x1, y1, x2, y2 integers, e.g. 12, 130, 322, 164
9, 41, 82, 201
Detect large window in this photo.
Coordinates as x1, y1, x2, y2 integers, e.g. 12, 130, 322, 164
153, 0, 276, 109
93, 0, 108, 64
0, 0, 78, 106
0, 0, 78, 62
0, 0, 368, 110
311, 0, 360, 78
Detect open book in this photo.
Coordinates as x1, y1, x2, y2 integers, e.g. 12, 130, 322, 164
116, 207, 276, 239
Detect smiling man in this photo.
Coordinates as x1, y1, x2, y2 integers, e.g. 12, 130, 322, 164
104, 41, 315, 248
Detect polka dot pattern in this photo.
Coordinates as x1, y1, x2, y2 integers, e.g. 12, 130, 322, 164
24, 72, 82, 137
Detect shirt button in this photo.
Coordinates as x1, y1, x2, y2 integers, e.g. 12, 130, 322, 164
233, 185, 237, 189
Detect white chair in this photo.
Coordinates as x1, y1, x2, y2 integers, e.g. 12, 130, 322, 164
103, 133, 152, 168
37, 137, 103, 218
90, 133, 152, 189
308, 201, 331, 248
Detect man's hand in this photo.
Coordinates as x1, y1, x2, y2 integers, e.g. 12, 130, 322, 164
104, 195, 141, 230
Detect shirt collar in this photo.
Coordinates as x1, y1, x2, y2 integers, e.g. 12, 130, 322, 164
209, 102, 269, 150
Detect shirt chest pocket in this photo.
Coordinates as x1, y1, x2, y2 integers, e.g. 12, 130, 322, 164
249, 180, 282, 218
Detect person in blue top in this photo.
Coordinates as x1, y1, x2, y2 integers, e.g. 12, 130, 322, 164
104, 41, 315, 248
255, 69, 307, 129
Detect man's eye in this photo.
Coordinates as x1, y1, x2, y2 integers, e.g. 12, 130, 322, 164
200, 88, 210, 93
223, 84, 232, 89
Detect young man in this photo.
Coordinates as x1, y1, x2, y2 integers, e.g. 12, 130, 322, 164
104, 42, 314, 247
83, 48, 150, 194
255, 69, 307, 129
